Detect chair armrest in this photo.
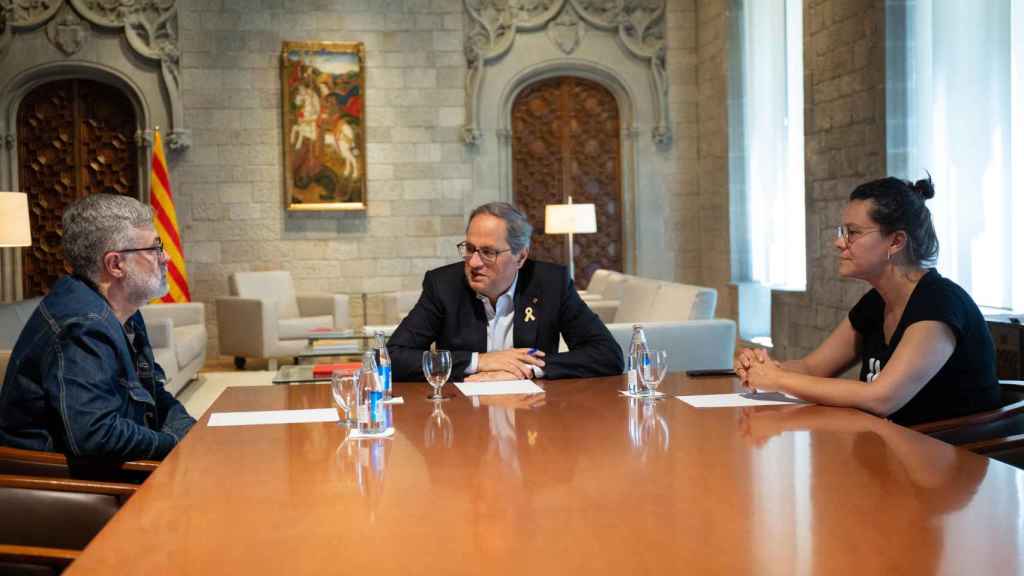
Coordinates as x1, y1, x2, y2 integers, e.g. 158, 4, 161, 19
216, 297, 279, 358
0, 446, 159, 480
297, 293, 351, 331
0, 544, 78, 569
0, 474, 137, 498
961, 433, 1024, 455
911, 399, 1024, 435
587, 300, 619, 324
147, 318, 174, 350
606, 319, 737, 372
141, 302, 205, 328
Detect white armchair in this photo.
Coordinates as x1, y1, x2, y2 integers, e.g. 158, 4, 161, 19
216, 271, 350, 370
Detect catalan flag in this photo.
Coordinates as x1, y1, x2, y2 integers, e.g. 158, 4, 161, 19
150, 130, 191, 303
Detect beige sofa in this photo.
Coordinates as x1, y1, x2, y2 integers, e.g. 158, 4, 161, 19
1, 297, 205, 397
575, 271, 736, 372
140, 303, 208, 396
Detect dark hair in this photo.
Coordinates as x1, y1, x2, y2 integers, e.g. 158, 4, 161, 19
849, 176, 938, 266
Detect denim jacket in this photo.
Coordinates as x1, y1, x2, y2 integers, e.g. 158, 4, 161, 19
0, 275, 195, 460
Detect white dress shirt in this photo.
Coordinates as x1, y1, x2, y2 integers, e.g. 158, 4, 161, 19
465, 273, 518, 375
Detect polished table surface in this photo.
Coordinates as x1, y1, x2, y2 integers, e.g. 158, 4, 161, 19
67, 374, 1024, 575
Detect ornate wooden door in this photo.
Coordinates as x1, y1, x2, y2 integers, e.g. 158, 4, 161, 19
17, 79, 138, 297
511, 76, 623, 289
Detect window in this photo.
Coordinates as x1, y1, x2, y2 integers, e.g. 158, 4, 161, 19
730, 0, 806, 342
888, 0, 1024, 312
731, 0, 806, 292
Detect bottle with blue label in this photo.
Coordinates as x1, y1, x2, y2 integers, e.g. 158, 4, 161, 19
374, 331, 392, 401
358, 351, 386, 433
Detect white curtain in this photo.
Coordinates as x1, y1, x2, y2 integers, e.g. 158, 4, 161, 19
739, 0, 806, 290
896, 0, 1024, 311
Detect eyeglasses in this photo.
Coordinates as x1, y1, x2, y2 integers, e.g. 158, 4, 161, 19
457, 241, 512, 264
835, 225, 879, 246
112, 238, 166, 258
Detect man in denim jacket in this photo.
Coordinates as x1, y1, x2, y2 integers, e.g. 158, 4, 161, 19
0, 194, 195, 460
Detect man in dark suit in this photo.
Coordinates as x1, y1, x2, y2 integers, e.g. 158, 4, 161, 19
388, 202, 623, 382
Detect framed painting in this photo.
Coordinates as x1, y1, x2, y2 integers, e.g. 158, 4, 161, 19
281, 41, 367, 211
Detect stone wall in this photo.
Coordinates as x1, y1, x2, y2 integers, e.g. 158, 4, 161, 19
771, 0, 887, 360
694, 0, 734, 320
175, 0, 469, 350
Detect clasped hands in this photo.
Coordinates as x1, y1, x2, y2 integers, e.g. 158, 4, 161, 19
733, 348, 784, 392
464, 348, 545, 382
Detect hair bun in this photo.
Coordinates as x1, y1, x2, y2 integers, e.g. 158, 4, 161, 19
912, 176, 935, 200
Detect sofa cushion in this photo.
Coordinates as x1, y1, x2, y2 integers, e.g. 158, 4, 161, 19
613, 278, 660, 323
153, 347, 179, 382
651, 283, 718, 321
279, 315, 334, 340
174, 324, 207, 368
231, 271, 301, 319
601, 271, 628, 301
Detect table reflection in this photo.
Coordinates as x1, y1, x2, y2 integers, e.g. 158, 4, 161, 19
738, 404, 990, 574
424, 399, 454, 448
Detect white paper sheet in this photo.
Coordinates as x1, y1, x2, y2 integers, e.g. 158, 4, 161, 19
455, 380, 544, 396
677, 392, 807, 408
208, 408, 340, 427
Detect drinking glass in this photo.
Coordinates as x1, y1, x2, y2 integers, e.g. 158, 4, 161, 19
330, 371, 358, 427
422, 349, 452, 400
640, 349, 668, 399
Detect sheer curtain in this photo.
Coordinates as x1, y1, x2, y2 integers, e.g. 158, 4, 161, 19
889, 0, 1024, 311
733, 0, 806, 291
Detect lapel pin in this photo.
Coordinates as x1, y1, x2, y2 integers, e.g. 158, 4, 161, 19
524, 306, 536, 322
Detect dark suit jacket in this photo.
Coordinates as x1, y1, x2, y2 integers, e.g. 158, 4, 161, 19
388, 260, 624, 382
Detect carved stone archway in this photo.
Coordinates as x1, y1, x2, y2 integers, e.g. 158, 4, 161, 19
0, 1, 184, 301
462, 0, 676, 279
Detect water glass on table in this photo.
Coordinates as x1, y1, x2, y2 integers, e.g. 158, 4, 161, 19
422, 349, 452, 400
330, 371, 358, 426
640, 349, 669, 399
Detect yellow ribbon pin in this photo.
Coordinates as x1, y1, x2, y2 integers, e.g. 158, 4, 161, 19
524, 306, 536, 322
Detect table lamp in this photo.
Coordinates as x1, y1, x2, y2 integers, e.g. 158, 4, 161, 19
0, 192, 31, 247
544, 197, 596, 280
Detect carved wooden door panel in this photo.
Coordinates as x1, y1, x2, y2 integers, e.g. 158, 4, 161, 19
17, 79, 138, 297
511, 76, 622, 289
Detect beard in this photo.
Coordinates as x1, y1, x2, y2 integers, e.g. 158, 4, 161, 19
125, 259, 168, 305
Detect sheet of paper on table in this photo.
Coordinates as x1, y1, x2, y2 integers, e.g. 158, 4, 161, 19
677, 392, 808, 408
208, 408, 340, 427
455, 380, 544, 396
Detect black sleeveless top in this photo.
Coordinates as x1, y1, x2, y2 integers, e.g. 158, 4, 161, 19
848, 269, 1001, 426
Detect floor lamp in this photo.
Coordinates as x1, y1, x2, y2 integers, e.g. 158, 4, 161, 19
0, 192, 31, 248
544, 197, 596, 281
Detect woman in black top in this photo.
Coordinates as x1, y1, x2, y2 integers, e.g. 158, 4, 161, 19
734, 177, 1001, 426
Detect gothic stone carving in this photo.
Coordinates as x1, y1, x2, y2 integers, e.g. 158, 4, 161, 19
463, 0, 670, 146
0, 0, 190, 149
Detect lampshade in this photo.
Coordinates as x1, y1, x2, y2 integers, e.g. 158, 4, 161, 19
0, 192, 31, 247
544, 202, 597, 234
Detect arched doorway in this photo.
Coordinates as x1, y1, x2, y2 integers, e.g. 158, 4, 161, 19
17, 78, 138, 297
511, 76, 623, 289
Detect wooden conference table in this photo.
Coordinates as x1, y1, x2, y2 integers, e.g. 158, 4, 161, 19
67, 374, 1023, 575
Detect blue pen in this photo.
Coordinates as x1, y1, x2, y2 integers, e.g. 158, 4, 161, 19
527, 348, 538, 355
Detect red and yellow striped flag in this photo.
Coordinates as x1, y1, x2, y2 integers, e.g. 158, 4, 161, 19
150, 130, 191, 303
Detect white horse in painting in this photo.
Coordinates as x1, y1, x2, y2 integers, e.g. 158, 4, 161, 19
324, 119, 359, 179
290, 84, 320, 150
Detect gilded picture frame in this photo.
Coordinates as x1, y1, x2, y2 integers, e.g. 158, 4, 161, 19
281, 41, 367, 211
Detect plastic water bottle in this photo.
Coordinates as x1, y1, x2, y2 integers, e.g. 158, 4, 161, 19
626, 324, 648, 394
358, 351, 386, 433
375, 331, 392, 401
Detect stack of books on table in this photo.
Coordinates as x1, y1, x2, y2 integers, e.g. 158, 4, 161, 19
309, 339, 360, 354
312, 362, 362, 378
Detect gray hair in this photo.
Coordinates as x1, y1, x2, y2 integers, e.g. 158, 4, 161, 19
468, 202, 533, 254
63, 194, 154, 282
